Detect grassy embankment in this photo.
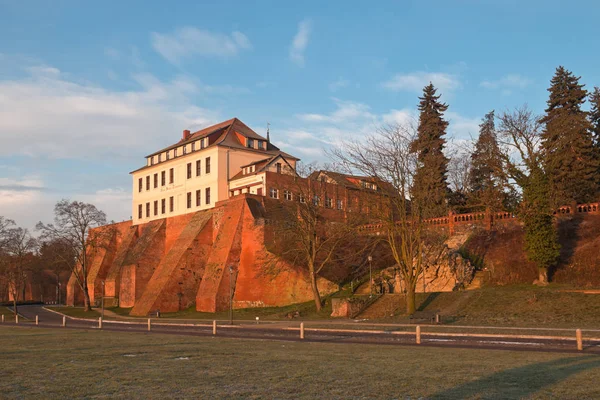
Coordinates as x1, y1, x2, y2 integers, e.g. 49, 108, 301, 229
50, 284, 600, 329
1, 327, 600, 399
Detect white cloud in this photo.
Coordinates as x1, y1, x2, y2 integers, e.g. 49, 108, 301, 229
151, 27, 252, 64
480, 74, 531, 90
297, 98, 374, 124
0, 66, 221, 160
329, 77, 349, 92
445, 111, 480, 140
289, 19, 312, 67
480, 74, 532, 95
381, 72, 460, 93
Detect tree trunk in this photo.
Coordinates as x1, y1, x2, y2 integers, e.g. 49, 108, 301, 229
13, 298, 18, 317
535, 267, 549, 286
309, 266, 322, 312
405, 284, 416, 315
83, 285, 92, 312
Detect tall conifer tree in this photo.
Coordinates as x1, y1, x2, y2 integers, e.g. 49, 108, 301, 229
540, 66, 599, 205
410, 83, 450, 218
589, 86, 600, 149
468, 110, 508, 211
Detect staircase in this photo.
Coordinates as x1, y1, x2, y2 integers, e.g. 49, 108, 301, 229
355, 294, 403, 319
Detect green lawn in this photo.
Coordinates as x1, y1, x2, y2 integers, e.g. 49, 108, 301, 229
2, 327, 600, 399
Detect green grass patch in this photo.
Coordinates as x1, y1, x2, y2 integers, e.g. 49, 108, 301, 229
2, 327, 600, 399
379, 284, 600, 329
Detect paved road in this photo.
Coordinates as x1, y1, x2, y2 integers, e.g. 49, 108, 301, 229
3, 305, 600, 354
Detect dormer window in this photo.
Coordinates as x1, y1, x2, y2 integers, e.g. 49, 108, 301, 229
158, 153, 162, 163
174, 148, 178, 157
191, 142, 195, 151
247, 138, 254, 149
258, 141, 264, 150
166, 151, 170, 161
276, 163, 282, 174
183, 145, 187, 155
200, 139, 205, 149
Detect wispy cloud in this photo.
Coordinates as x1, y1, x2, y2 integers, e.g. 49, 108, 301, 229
328, 77, 350, 92
480, 74, 532, 95
289, 19, 312, 67
152, 27, 252, 64
297, 98, 374, 124
381, 71, 460, 93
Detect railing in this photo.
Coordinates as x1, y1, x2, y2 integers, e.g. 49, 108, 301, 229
358, 201, 599, 234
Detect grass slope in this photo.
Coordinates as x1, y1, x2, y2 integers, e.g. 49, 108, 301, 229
2, 327, 600, 399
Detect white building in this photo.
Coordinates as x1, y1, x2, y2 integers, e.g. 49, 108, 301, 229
130, 118, 299, 225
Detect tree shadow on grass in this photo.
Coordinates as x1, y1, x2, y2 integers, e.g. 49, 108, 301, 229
429, 355, 600, 399
417, 292, 441, 312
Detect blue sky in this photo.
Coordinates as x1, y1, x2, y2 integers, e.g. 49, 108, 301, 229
1, 0, 600, 229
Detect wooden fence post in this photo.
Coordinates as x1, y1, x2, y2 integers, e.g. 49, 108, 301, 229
147, 318, 151, 331
576, 329, 583, 351
416, 325, 421, 344
213, 320, 217, 335
15, 314, 19, 324
36, 315, 39, 326
300, 323, 305, 339
62, 316, 66, 327
99, 317, 102, 329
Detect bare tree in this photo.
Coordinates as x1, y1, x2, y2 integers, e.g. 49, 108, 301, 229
0, 227, 38, 315
447, 145, 473, 212
497, 106, 560, 284
0, 217, 16, 303
36, 200, 113, 311
267, 163, 368, 312
330, 123, 448, 314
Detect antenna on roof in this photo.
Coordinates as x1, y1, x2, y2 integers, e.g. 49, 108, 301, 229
266, 122, 270, 143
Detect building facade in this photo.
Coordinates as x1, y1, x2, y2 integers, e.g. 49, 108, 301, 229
131, 118, 298, 225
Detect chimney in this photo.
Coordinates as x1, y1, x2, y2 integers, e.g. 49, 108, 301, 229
183, 129, 191, 140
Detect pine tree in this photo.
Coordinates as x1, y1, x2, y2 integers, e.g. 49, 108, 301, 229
468, 110, 508, 211
411, 83, 450, 218
520, 165, 560, 284
540, 66, 599, 205
589, 86, 600, 149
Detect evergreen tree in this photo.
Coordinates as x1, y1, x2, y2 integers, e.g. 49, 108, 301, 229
468, 110, 507, 211
540, 66, 599, 205
589, 86, 600, 149
520, 165, 560, 284
411, 83, 450, 218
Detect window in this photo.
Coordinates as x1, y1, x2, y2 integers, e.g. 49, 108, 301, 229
174, 148, 178, 157
205, 187, 211, 204
169, 168, 174, 184
166, 151, 170, 161
313, 195, 320, 206
200, 139, 205, 149
154, 200, 158, 216
183, 145, 187, 155
158, 153, 162, 162
299, 194, 306, 204
187, 192, 192, 209
161, 199, 166, 214
196, 190, 201, 207
187, 163, 192, 179
337, 199, 343, 210
150, 157, 155, 166
247, 138, 254, 148
284, 190, 293, 201
161, 171, 166, 186
325, 197, 332, 208
205, 157, 211, 174
146, 176, 150, 191
138, 204, 142, 219
138, 178, 142, 192
191, 142, 195, 151
154, 173, 158, 188
258, 141, 264, 150
146, 202, 150, 217
269, 188, 279, 199
196, 160, 201, 176
276, 163, 282, 174
169, 196, 174, 212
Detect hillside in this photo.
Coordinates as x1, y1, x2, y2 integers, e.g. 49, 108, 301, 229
462, 214, 600, 286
